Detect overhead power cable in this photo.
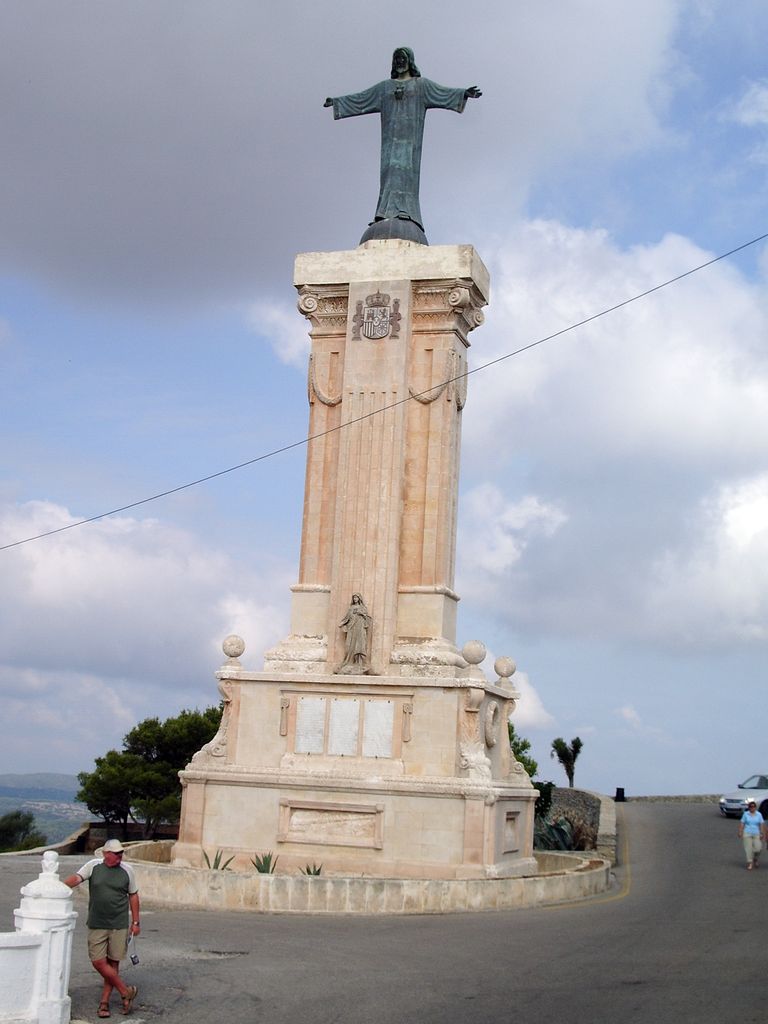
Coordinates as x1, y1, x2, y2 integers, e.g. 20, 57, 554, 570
2, 229, 767, 553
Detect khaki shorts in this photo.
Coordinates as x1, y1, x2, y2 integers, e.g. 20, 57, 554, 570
87, 928, 129, 962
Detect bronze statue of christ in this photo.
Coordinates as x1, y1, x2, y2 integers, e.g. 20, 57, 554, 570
324, 47, 481, 245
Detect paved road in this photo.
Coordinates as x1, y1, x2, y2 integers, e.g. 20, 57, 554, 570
0, 802, 761, 1023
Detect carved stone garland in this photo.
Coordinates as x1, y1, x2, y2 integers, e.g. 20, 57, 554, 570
308, 353, 342, 406
408, 348, 467, 408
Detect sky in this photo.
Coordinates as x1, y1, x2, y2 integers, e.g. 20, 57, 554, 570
2, 0, 767, 797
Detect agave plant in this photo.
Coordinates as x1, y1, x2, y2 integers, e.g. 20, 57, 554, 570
250, 851, 278, 873
299, 862, 323, 876
203, 849, 234, 871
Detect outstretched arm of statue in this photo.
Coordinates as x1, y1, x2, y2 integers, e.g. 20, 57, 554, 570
465, 86, 482, 99
324, 85, 381, 120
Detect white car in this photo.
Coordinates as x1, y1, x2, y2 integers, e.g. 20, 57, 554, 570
719, 775, 768, 818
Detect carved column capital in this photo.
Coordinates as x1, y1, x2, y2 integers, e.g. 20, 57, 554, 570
297, 288, 319, 317
448, 284, 471, 309
412, 279, 486, 345
296, 286, 349, 336
448, 279, 485, 335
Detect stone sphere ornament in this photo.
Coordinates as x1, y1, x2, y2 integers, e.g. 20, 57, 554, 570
462, 640, 487, 665
494, 656, 516, 680
222, 634, 246, 660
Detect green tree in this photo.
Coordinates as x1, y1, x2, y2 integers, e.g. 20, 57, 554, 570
124, 707, 222, 767
508, 721, 538, 778
550, 736, 583, 788
77, 706, 221, 838
76, 750, 144, 833
0, 810, 47, 852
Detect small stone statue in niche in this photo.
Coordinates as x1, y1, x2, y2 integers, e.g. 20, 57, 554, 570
337, 593, 372, 674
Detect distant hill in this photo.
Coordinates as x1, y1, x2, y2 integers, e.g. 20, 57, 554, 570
0, 773, 87, 845
0, 773, 80, 799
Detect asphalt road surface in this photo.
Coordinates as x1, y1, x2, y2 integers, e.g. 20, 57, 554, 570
0, 801, 761, 1024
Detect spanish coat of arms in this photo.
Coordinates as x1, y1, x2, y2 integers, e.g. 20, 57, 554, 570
352, 291, 401, 340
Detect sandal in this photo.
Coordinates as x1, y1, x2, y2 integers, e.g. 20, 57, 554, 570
98, 1002, 111, 1018
121, 986, 138, 1016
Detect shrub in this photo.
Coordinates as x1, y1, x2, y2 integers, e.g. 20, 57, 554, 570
203, 849, 234, 870
532, 780, 554, 820
299, 862, 322, 875
251, 851, 278, 873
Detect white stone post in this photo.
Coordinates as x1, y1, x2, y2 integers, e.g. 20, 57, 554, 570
6, 851, 78, 1024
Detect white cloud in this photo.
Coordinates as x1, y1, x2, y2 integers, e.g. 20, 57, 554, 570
730, 80, 768, 127
0, 2, 682, 303
459, 483, 567, 582
721, 476, 768, 548
0, 665, 137, 773
213, 594, 287, 665
246, 302, 309, 369
614, 704, 676, 747
0, 500, 291, 771
510, 671, 555, 731
456, 222, 768, 649
616, 705, 643, 730
469, 222, 768, 467
647, 473, 768, 645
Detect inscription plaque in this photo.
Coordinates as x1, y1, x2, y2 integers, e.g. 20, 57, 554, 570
362, 699, 394, 757
292, 695, 397, 758
278, 799, 384, 848
328, 698, 360, 756
295, 696, 326, 754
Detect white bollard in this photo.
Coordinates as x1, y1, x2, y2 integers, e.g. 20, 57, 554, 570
0, 851, 78, 1024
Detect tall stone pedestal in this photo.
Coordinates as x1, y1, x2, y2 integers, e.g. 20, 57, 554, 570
174, 240, 537, 880
0, 852, 77, 1024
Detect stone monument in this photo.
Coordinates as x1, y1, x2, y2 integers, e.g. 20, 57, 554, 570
173, 48, 537, 880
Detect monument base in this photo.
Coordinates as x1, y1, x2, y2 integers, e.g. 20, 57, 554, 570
173, 662, 537, 880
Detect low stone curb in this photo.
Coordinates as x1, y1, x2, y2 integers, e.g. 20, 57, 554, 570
124, 845, 610, 914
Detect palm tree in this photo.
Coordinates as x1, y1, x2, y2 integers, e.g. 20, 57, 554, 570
550, 736, 583, 788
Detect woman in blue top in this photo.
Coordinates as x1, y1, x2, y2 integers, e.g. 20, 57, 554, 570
738, 798, 766, 869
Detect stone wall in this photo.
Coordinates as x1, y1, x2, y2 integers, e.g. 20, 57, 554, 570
550, 788, 601, 841
122, 847, 610, 914
546, 789, 618, 865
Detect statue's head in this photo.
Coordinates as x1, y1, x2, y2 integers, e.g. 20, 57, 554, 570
391, 47, 420, 79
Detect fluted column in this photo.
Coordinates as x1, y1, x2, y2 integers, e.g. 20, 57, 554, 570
283, 240, 488, 675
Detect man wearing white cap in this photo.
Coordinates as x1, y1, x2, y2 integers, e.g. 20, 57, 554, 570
64, 838, 140, 1017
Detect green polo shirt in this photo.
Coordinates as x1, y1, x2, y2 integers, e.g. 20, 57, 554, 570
76, 857, 139, 929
